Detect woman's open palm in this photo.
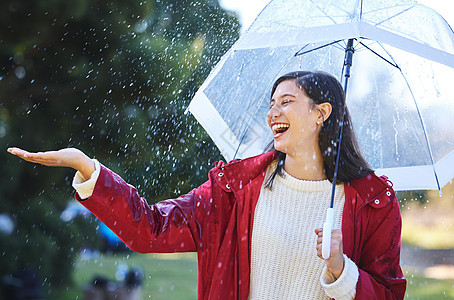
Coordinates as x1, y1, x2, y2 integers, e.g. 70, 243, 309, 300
7, 147, 95, 179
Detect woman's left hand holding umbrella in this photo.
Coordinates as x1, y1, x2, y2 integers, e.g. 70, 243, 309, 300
315, 228, 345, 280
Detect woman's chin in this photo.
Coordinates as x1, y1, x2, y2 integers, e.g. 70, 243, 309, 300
273, 142, 288, 154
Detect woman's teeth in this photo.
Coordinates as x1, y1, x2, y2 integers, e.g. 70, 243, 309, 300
272, 123, 289, 134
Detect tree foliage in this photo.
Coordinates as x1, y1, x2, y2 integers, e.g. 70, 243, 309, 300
0, 0, 239, 292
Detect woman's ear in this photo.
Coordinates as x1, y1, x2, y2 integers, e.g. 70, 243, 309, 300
317, 102, 332, 123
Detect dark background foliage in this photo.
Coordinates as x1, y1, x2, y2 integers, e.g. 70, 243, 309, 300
0, 0, 239, 294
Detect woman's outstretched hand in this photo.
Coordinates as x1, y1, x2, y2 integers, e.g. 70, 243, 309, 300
315, 228, 345, 280
7, 147, 95, 179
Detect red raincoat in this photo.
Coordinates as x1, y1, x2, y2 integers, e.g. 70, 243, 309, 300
77, 151, 406, 299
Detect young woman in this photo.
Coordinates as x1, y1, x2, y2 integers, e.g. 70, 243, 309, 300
8, 71, 406, 299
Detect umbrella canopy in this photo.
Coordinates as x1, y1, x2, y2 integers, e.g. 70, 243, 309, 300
188, 0, 454, 191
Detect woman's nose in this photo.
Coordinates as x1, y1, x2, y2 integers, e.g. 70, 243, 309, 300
268, 106, 281, 120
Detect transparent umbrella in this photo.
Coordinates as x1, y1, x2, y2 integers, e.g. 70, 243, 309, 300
187, 0, 454, 258
188, 0, 454, 192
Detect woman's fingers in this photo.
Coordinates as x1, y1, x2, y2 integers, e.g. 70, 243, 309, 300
8, 148, 40, 163
315, 228, 323, 258
314, 228, 343, 255
7, 147, 28, 157
8, 147, 93, 177
10, 148, 44, 163
8, 148, 70, 167
315, 228, 345, 278
316, 243, 323, 258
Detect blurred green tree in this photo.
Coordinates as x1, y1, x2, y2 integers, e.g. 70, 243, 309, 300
0, 0, 239, 294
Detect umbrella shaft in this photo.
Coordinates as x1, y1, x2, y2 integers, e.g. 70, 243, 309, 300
343, 39, 355, 79
330, 39, 355, 209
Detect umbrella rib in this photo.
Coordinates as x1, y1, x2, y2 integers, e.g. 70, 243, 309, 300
369, 4, 416, 26
232, 95, 268, 160
295, 40, 344, 56
376, 42, 442, 193
358, 41, 399, 68
313, 0, 364, 24
311, 0, 338, 25
360, 0, 363, 20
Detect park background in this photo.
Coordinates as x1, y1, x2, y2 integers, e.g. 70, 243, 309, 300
0, 0, 453, 299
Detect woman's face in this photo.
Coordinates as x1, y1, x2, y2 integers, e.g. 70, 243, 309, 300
267, 79, 321, 155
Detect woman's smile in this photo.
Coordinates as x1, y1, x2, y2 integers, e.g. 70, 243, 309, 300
271, 122, 290, 139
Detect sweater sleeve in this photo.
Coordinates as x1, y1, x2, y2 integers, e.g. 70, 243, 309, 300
320, 254, 359, 299
75, 163, 211, 254
72, 159, 101, 199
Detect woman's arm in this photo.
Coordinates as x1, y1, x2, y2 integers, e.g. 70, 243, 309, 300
354, 195, 406, 300
315, 182, 406, 300
7, 147, 206, 254
315, 228, 359, 299
77, 162, 205, 253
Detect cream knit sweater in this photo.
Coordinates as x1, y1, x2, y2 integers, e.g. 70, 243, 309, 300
248, 163, 358, 300
73, 160, 358, 299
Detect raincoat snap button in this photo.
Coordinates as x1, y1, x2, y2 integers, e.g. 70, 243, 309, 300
374, 199, 380, 205
226, 184, 231, 190
386, 191, 391, 196
218, 172, 224, 177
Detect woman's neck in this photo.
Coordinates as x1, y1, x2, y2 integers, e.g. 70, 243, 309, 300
283, 147, 326, 181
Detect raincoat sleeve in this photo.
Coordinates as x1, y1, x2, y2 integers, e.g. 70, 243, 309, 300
355, 191, 407, 299
75, 163, 210, 253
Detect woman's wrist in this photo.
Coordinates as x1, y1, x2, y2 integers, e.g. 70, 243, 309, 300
76, 153, 95, 179
329, 256, 345, 280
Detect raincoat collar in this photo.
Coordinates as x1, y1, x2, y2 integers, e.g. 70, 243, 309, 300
346, 173, 395, 208
211, 150, 393, 207
211, 151, 277, 192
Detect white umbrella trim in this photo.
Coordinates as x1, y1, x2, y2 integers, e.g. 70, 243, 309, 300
234, 21, 454, 69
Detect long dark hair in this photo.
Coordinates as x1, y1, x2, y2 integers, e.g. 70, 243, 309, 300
265, 71, 373, 188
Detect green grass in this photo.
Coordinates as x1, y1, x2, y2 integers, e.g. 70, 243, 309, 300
51, 251, 198, 300
403, 267, 454, 300
400, 184, 454, 250
51, 252, 453, 300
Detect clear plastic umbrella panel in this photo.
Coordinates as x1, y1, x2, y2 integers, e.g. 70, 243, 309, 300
188, 0, 454, 192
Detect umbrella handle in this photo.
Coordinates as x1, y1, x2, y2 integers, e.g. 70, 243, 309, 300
322, 208, 334, 260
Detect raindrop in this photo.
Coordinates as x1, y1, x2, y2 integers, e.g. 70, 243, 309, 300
15, 66, 26, 79
0, 126, 6, 138
134, 20, 148, 33
115, 263, 128, 281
